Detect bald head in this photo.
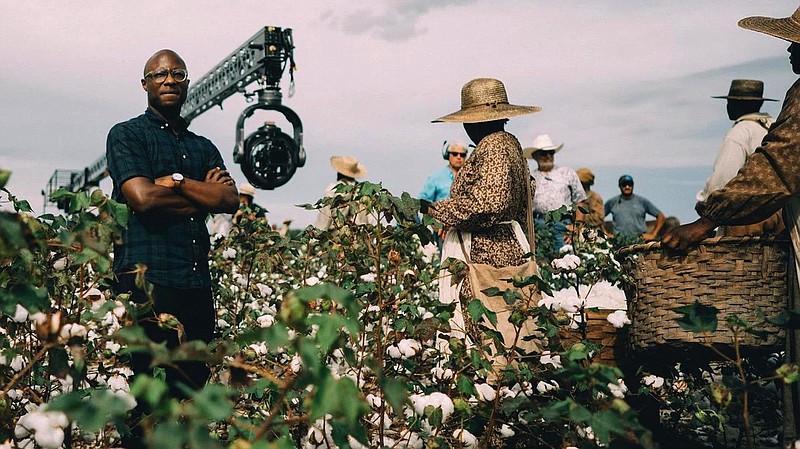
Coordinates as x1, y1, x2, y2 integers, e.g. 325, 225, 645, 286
141, 49, 189, 117
143, 49, 186, 77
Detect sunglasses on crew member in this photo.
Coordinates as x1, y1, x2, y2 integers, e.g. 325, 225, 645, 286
449, 152, 467, 158
144, 69, 189, 84
619, 182, 633, 187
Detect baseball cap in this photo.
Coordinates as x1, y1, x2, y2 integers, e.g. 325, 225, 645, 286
618, 175, 634, 185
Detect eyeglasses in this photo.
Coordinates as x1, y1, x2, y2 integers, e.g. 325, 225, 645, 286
449, 152, 467, 158
144, 69, 189, 84
619, 182, 633, 187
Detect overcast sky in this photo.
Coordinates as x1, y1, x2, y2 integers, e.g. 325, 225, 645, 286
1, 1, 798, 227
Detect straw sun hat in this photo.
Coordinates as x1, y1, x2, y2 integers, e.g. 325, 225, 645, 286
330, 156, 367, 179
738, 6, 800, 44
522, 134, 563, 159
712, 79, 777, 102
432, 78, 541, 123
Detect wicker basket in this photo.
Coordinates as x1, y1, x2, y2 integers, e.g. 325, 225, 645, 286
560, 310, 628, 366
617, 236, 790, 357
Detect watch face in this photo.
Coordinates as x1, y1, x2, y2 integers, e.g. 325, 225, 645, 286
172, 173, 184, 182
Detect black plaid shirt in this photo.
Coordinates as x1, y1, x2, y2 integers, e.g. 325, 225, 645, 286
106, 109, 226, 289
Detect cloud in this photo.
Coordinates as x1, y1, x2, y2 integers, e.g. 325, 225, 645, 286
329, 0, 478, 41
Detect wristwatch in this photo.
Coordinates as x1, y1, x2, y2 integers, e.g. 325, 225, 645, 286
172, 173, 185, 185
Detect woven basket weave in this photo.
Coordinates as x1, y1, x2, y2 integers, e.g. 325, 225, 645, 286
560, 310, 627, 366
617, 236, 790, 355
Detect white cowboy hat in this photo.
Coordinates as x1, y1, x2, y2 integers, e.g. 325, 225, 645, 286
330, 156, 367, 179
432, 78, 541, 124
522, 134, 564, 159
238, 182, 256, 197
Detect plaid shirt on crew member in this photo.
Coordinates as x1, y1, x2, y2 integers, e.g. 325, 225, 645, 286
106, 109, 226, 289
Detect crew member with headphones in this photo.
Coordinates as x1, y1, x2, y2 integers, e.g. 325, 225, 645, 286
419, 141, 470, 252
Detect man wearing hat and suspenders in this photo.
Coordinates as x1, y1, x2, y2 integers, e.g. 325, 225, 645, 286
663, 6, 800, 440
695, 79, 784, 237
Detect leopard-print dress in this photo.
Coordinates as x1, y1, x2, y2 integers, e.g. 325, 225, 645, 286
429, 130, 532, 303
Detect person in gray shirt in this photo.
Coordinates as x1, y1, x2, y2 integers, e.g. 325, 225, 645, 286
604, 174, 664, 241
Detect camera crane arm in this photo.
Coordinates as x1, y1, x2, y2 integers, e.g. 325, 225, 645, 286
43, 26, 302, 211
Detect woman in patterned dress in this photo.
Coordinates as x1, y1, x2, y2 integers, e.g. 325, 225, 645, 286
423, 78, 540, 339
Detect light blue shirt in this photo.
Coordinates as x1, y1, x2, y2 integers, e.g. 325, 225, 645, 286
420, 166, 455, 203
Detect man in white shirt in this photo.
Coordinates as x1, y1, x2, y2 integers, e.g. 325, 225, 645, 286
525, 134, 586, 251
696, 79, 784, 236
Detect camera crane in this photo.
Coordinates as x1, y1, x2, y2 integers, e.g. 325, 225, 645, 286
42, 26, 305, 211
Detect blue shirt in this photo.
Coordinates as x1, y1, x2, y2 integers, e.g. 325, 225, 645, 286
106, 109, 226, 289
420, 166, 455, 203
604, 194, 661, 236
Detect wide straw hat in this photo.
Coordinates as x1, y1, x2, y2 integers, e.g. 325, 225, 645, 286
432, 78, 541, 123
330, 156, 367, 179
738, 7, 800, 44
522, 134, 564, 158
712, 79, 777, 101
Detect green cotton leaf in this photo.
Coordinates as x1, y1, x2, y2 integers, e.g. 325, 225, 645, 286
310, 374, 368, 424
381, 376, 408, 415
457, 374, 477, 397
567, 403, 592, 423
671, 300, 719, 333
151, 421, 186, 448
467, 299, 497, 326
480, 287, 502, 297
111, 201, 130, 227
73, 246, 101, 265
588, 409, 628, 443
767, 308, 800, 329
129, 374, 169, 407
426, 405, 444, 428
48, 389, 136, 433
70, 191, 91, 213
310, 315, 344, 352
0, 213, 28, 251
566, 342, 591, 361
239, 324, 290, 348
538, 399, 571, 421
89, 189, 107, 206
191, 384, 234, 421
0, 285, 48, 315
49, 187, 74, 201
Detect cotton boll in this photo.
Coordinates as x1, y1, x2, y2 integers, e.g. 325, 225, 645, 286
536, 380, 559, 394
606, 310, 631, 328
222, 248, 237, 259
12, 304, 29, 322
59, 323, 88, 341
304, 276, 320, 286
256, 283, 273, 297
52, 257, 68, 271
475, 383, 496, 402
397, 339, 421, 358
359, 273, 376, 282
452, 428, 478, 448
365, 393, 382, 409
643, 374, 665, 389
216, 319, 231, 329
539, 352, 562, 369
386, 345, 402, 359
290, 355, 303, 373
257, 314, 275, 328
499, 424, 515, 438
608, 379, 627, 398
431, 366, 454, 381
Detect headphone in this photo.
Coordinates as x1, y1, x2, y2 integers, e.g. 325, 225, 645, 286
441, 140, 474, 160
